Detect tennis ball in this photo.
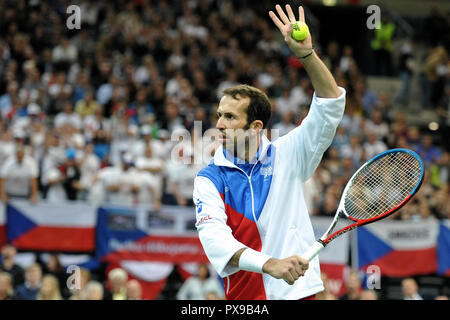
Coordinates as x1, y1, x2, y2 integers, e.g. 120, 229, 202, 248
291, 21, 309, 41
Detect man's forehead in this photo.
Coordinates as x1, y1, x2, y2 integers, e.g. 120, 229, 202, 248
218, 94, 249, 114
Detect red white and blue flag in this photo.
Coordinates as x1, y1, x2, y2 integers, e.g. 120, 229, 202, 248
96, 206, 208, 264
437, 220, 450, 276
357, 220, 439, 277
96, 206, 210, 299
6, 200, 96, 252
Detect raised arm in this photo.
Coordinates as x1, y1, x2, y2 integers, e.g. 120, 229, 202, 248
269, 4, 341, 98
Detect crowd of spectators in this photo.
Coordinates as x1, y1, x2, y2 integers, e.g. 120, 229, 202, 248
0, 1, 448, 219
317, 269, 449, 300
0, 243, 146, 300
0, 241, 227, 301
2, 241, 448, 300
0, 1, 448, 220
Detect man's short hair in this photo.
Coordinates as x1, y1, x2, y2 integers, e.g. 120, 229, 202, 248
222, 84, 272, 129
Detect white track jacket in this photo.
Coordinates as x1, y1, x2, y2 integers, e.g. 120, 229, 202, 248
193, 88, 346, 300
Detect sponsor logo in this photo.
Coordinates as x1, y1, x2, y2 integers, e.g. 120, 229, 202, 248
194, 198, 203, 214
261, 165, 273, 180
196, 215, 212, 227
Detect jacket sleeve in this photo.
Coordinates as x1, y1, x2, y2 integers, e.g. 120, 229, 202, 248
274, 87, 346, 182
193, 175, 247, 278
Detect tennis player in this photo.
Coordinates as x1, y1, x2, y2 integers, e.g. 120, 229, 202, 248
193, 4, 346, 300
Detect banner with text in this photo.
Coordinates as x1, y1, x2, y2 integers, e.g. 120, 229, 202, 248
95, 206, 208, 264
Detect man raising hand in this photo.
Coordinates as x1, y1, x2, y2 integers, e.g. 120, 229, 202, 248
193, 3, 345, 300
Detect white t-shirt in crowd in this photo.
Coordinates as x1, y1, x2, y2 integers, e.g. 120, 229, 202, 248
54, 112, 82, 129
364, 140, 387, 159
42, 166, 66, 203
341, 143, 363, 164
137, 171, 160, 205
135, 157, 164, 195
0, 140, 15, 168
0, 156, 38, 197
114, 168, 140, 205
98, 167, 141, 206
130, 140, 165, 159
166, 162, 200, 200
79, 153, 100, 190
366, 120, 389, 140
90, 166, 121, 204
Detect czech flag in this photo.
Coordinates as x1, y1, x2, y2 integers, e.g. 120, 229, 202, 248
96, 206, 210, 300
6, 200, 96, 252
437, 221, 450, 276
357, 220, 439, 277
96, 206, 208, 264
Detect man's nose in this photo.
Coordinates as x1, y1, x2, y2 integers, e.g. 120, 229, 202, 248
216, 117, 225, 130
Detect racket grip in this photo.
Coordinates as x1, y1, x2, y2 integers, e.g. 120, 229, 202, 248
301, 241, 325, 262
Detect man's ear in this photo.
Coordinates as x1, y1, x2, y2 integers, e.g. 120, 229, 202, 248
250, 120, 264, 131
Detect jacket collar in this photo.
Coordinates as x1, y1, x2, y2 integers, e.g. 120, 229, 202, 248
213, 134, 271, 168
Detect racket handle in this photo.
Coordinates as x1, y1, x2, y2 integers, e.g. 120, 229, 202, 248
301, 241, 325, 262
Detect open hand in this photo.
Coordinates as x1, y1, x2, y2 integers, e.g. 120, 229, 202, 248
269, 4, 313, 58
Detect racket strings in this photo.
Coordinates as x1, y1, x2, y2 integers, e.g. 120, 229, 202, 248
344, 152, 421, 220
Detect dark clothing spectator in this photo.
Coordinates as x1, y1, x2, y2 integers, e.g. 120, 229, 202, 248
1, 244, 25, 287
15, 283, 40, 300
0, 263, 25, 288
62, 162, 82, 201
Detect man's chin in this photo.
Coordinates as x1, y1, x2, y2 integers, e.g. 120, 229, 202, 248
218, 137, 228, 144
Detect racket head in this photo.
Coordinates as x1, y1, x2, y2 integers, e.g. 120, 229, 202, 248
340, 148, 424, 223
321, 149, 424, 244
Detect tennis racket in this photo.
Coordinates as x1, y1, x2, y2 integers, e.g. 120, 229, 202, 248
301, 148, 424, 261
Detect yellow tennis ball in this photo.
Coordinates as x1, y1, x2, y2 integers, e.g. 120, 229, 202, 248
292, 21, 309, 41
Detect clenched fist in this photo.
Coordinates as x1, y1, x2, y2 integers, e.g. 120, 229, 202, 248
262, 255, 309, 285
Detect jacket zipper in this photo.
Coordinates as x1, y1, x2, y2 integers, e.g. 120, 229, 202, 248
226, 163, 258, 297
248, 164, 257, 222
235, 163, 258, 223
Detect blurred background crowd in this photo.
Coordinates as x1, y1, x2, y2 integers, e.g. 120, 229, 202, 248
1, 243, 447, 300
0, 0, 448, 300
